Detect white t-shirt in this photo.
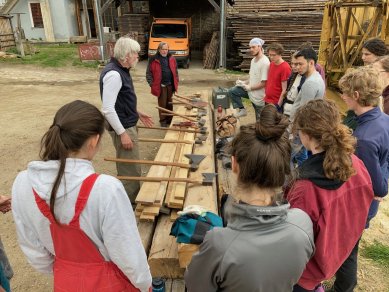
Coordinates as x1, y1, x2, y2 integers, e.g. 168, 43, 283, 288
248, 55, 270, 106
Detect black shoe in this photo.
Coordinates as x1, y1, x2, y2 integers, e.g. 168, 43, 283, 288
160, 122, 168, 128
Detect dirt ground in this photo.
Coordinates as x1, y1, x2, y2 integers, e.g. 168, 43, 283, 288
0, 60, 388, 291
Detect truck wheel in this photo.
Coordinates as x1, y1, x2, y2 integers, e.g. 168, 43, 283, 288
182, 59, 190, 69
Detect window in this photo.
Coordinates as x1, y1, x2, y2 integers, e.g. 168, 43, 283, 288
151, 24, 187, 39
29, 2, 44, 28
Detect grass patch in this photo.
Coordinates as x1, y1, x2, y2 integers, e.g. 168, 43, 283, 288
361, 240, 389, 268
0, 44, 100, 68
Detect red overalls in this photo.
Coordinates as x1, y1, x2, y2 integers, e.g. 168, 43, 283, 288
33, 174, 140, 292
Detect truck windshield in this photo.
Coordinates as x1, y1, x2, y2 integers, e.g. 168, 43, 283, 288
151, 24, 187, 38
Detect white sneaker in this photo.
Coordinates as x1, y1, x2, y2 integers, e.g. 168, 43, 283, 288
235, 108, 247, 118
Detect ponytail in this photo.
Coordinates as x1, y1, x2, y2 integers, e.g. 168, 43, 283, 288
39, 100, 105, 223
293, 99, 356, 182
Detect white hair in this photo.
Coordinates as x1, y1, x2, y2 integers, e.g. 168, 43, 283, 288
114, 37, 141, 62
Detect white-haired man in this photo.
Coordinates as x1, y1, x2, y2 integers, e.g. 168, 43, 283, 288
228, 37, 270, 120
100, 37, 154, 205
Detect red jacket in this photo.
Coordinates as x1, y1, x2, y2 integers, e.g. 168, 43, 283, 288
286, 154, 374, 290
146, 54, 179, 97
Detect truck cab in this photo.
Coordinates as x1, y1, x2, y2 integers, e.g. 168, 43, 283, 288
148, 18, 191, 68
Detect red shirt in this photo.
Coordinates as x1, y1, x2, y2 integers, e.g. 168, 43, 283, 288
286, 154, 374, 290
264, 61, 291, 104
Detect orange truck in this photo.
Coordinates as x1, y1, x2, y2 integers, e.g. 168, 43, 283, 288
147, 18, 192, 68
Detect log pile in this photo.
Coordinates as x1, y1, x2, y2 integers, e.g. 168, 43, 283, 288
118, 14, 149, 56
227, 0, 327, 71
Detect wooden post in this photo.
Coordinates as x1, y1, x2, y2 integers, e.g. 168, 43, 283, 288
82, 0, 91, 39
15, 13, 25, 57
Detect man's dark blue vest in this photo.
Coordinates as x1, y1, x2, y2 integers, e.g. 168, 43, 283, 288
99, 58, 139, 129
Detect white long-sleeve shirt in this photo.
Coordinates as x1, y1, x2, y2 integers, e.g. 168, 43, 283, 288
12, 158, 152, 291
101, 71, 126, 135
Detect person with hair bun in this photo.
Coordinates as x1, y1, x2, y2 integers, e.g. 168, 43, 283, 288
12, 100, 152, 291
185, 105, 314, 292
287, 99, 374, 292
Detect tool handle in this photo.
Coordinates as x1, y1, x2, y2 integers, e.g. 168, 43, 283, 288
172, 96, 201, 109
174, 93, 193, 101
137, 125, 200, 134
156, 106, 197, 122
117, 175, 200, 184
104, 157, 190, 168
138, 138, 193, 144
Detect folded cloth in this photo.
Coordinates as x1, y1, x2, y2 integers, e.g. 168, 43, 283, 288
170, 211, 223, 244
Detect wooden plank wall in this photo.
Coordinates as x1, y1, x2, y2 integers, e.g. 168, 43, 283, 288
0, 16, 15, 51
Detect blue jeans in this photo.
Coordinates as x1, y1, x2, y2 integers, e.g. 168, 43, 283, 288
291, 136, 308, 167
228, 86, 264, 120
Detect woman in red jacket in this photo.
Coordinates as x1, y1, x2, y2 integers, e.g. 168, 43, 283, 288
287, 99, 374, 292
146, 42, 179, 127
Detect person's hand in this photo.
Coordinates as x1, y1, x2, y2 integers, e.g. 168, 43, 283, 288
120, 132, 133, 150
0, 195, 11, 214
242, 84, 251, 91
138, 112, 154, 127
235, 79, 243, 86
374, 196, 384, 202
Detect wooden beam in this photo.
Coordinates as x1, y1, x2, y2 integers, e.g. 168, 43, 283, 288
207, 0, 221, 13
335, 8, 348, 69
177, 90, 218, 268
40, 0, 55, 42
101, 0, 115, 14
148, 215, 185, 278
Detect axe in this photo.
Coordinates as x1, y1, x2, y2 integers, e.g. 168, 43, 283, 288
118, 172, 217, 186
172, 96, 207, 109
156, 106, 206, 126
137, 125, 208, 135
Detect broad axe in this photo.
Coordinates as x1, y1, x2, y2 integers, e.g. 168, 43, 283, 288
137, 125, 208, 135
105, 154, 206, 171
118, 172, 217, 186
156, 106, 206, 127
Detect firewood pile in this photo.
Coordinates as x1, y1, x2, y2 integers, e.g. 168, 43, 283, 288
203, 31, 219, 69
118, 14, 149, 57
227, 0, 327, 71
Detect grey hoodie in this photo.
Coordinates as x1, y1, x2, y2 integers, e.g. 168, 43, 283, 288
185, 198, 314, 292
